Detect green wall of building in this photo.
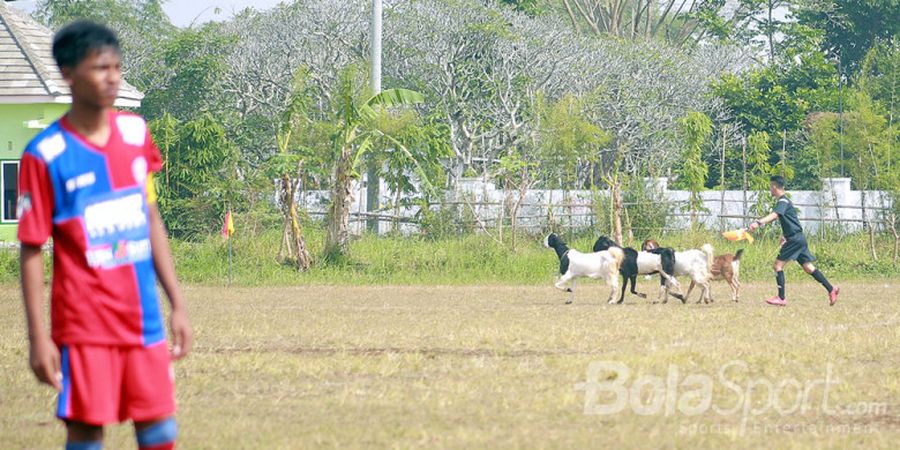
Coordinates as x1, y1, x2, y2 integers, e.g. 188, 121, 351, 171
0, 103, 68, 241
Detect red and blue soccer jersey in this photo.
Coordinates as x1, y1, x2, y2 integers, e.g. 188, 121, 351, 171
18, 110, 165, 347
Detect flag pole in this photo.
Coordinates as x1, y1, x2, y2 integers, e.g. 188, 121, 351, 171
224, 205, 233, 286
228, 209, 233, 286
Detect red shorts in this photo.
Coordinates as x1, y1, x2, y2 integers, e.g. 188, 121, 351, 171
57, 342, 176, 425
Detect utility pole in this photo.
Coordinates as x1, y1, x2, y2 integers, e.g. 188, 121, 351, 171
366, 0, 383, 233
838, 53, 845, 177
371, 0, 382, 94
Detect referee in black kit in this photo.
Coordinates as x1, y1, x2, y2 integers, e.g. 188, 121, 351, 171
748, 176, 840, 306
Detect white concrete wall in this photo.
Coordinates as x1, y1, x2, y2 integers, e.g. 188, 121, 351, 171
295, 177, 894, 235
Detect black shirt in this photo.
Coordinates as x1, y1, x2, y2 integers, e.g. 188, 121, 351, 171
773, 195, 803, 237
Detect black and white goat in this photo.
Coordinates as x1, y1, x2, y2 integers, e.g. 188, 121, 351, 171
592, 236, 683, 304
544, 233, 625, 304
645, 242, 716, 304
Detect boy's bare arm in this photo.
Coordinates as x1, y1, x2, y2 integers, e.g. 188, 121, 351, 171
148, 203, 192, 360
21, 244, 61, 390
748, 212, 779, 231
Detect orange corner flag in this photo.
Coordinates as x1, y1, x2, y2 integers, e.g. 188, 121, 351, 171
222, 211, 235, 239
722, 228, 754, 243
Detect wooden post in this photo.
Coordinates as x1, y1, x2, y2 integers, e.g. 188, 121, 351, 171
781, 129, 787, 177
720, 125, 726, 229
863, 144, 877, 259
742, 136, 748, 221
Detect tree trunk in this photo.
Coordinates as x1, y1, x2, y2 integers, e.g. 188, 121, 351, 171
861, 189, 877, 260
690, 192, 698, 232
497, 191, 505, 244
509, 178, 529, 250
281, 173, 311, 271
278, 178, 294, 261
326, 145, 354, 258
890, 213, 899, 264
393, 187, 402, 233
289, 199, 311, 271
509, 189, 518, 249
868, 221, 877, 260
279, 219, 292, 261
289, 166, 311, 271
612, 179, 623, 244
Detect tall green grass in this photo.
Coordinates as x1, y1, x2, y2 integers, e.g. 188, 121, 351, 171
172, 225, 900, 285
1, 225, 897, 285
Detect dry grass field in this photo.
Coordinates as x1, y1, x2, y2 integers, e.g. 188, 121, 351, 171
2, 281, 899, 449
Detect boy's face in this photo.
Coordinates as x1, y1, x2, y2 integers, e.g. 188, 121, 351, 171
769, 182, 781, 197
61, 47, 121, 109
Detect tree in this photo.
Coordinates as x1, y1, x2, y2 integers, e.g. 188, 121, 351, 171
139, 24, 236, 121
560, 0, 729, 46
265, 70, 321, 271
747, 130, 774, 217
385, 0, 516, 181
713, 51, 839, 134
220, 1, 367, 167
677, 111, 713, 230
712, 30, 840, 189
373, 113, 452, 233
324, 65, 427, 259
149, 113, 240, 239
387, 0, 742, 188
536, 93, 610, 188
34, 0, 177, 95
499, 0, 548, 15
495, 151, 539, 248
856, 40, 899, 141
795, 0, 900, 73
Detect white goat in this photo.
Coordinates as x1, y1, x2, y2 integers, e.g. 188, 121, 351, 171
592, 236, 682, 304
657, 244, 716, 304
544, 233, 625, 304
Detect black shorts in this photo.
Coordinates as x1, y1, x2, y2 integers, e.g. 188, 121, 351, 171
778, 234, 816, 264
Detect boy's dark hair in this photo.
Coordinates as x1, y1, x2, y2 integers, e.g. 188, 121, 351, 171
52, 21, 120, 69
770, 175, 786, 189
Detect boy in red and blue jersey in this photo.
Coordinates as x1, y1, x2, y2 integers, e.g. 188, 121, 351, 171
19, 21, 191, 450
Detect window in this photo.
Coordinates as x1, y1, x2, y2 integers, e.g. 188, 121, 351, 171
1, 161, 19, 223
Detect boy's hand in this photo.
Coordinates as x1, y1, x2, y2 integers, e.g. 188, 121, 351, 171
170, 308, 192, 360
748, 221, 760, 232
29, 335, 61, 391
780, 236, 786, 247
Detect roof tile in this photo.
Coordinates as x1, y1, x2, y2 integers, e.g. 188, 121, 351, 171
0, 3, 143, 104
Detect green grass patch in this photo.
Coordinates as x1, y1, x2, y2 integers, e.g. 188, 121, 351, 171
1, 225, 897, 286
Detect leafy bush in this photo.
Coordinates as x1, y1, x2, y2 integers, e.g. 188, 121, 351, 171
623, 177, 673, 241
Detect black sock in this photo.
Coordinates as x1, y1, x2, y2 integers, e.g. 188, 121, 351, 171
811, 269, 833, 293
775, 271, 785, 299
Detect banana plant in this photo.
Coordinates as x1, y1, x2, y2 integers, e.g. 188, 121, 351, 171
325, 66, 430, 259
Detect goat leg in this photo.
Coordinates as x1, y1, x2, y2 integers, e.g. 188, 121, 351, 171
630, 275, 646, 299
729, 279, 738, 302
567, 279, 577, 304
607, 278, 619, 305
659, 273, 686, 303
554, 273, 574, 296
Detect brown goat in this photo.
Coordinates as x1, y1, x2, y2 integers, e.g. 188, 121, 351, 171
644, 239, 743, 302
706, 249, 744, 302
642, 239, 660, 251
